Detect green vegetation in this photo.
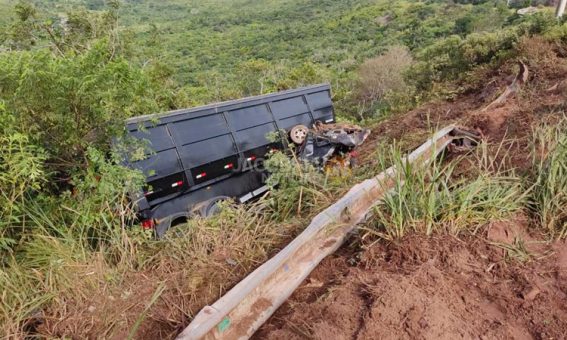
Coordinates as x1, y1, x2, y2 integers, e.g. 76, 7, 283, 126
530, 119, 567, 237
117, 0, 558, 118
365, 142, 526, 240
2, 0, 559, 118
0, 0, 566, 337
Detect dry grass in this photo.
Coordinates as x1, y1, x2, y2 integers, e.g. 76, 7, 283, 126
0, 151, 342, 339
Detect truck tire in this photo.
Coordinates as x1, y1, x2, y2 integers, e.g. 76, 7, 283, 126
290, 124, 308, 144
195, 196, 230, 218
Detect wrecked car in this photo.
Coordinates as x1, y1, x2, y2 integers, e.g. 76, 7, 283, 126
294, 122, 371, 168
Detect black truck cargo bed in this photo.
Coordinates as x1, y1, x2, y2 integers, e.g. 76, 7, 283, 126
124, 84, 334, 236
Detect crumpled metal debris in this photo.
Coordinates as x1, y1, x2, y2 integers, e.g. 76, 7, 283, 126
298, 121, 371, 168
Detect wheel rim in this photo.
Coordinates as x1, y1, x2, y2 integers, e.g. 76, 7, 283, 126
290, 125, 308, 144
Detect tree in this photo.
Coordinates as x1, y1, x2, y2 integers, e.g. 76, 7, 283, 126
8, 1, 39, 50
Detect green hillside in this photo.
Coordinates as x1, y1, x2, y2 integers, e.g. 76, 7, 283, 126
1, 0, 566, 338
2, 0, 533, 108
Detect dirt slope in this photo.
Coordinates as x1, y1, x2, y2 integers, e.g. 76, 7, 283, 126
256, 219, 567, 339
256, 38, 567, 339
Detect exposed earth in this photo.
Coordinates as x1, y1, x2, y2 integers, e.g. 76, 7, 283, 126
256, 219, 567, 339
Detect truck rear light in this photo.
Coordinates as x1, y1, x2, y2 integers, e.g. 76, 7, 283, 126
196, 172, 206, 179
171, 180, 183, 188
224, 163, 234, 169
141, 219, 155, 229
246, 155, 256, 161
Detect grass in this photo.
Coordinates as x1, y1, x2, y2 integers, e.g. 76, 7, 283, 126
362, 115, 567, 244
0, 150, 339, 338
127, 282, 166, 340
530, 118, 567, 238
0, 259, 54, 338
264, 151, 334, 221
363, 140, 527, 241
490, 237, 532, 263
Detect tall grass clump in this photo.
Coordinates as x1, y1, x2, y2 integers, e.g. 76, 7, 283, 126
0, 258, 54, 338
0, 161, 145, 338
264, 151, 333, 221
365, 142, 525, 240
530, 119, 567, 238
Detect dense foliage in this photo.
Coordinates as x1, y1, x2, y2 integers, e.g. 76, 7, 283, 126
3, 0, 558, 117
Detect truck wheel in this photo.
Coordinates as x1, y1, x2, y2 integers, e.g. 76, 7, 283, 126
290, 124, 308, 145
196, 196, 229, 218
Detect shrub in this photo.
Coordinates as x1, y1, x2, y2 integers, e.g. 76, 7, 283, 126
0, 104, 47, 250
410, 29, 521, 90
0, 42, 168, 175
354, 46, 414, 119
408, 14, 558, 91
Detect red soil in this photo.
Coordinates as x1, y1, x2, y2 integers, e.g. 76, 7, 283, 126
256, 218, 567, 339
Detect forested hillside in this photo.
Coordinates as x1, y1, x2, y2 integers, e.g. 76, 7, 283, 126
1, 0, 566, 338
1, 0, 550, 113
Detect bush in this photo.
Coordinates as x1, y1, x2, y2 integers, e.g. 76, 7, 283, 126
354, 46, 414, 119
0, 104, 47, 250
410, 29, 520, 90
408, 14, 558, 91
0, 41, 168, 175
0, 37, 181, 253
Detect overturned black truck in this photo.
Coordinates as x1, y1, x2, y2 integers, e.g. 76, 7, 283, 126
124, 84, 335, 236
